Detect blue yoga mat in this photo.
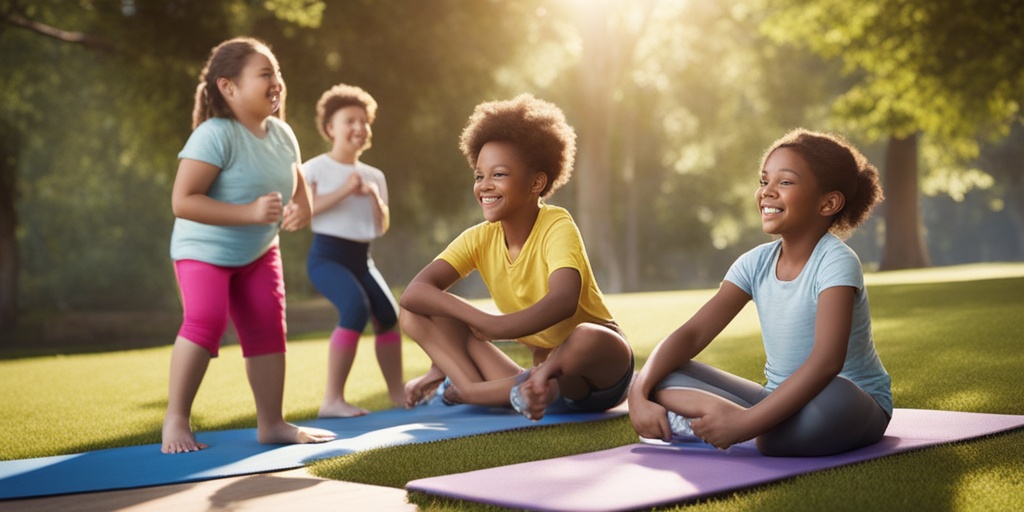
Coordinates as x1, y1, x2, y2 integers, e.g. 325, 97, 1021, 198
0, 402, 625, 500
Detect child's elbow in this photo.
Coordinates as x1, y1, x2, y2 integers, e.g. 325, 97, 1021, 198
556, 301, 579, 323
820, 356, 845, 377
398, 287, 419, 311
171, 201, 186, 219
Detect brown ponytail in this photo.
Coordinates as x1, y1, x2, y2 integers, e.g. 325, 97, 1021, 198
190, 37, 284, 129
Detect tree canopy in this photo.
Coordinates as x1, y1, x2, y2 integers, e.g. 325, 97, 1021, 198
762, 0, 1024, 268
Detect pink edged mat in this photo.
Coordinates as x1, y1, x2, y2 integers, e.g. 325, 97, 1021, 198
406, 409, 1024, 512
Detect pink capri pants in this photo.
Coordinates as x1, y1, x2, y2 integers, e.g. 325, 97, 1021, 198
174, 246, 287, 357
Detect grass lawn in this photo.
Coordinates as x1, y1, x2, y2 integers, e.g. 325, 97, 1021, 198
2, 263, 1023, 511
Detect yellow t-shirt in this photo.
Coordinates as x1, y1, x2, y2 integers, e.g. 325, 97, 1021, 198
438, 204, 614, 349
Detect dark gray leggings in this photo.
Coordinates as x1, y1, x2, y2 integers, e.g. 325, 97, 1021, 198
656, 361, 890, 457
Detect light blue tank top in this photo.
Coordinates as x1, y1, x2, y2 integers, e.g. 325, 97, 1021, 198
169, 117, 300, 266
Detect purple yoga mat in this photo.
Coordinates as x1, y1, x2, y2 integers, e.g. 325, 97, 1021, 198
406, 408, 1024, 512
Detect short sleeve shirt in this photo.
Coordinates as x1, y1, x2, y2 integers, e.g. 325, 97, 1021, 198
302, 154, 388, 242
438, 204, 614, 349
170, 117, 300, 266
724, 233, 892, 415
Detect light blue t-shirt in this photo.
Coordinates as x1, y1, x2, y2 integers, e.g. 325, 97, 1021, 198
170, 117, 300, 266
724, 233, 892, 415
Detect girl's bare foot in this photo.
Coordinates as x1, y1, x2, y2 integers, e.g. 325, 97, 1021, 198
257, 421, 336, 445
404, 367, 446, 408
161, 416, 208, 454
318, 401, 369, 418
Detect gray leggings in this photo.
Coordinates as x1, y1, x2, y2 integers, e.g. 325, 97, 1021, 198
656, 361, 890, 457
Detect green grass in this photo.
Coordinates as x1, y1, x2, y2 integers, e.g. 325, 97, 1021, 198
2, 263, 1023, 510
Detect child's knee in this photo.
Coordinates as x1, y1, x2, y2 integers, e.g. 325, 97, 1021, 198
398, 308, 426, 339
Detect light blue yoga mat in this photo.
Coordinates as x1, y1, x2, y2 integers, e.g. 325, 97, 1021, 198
0, 402, 625, 500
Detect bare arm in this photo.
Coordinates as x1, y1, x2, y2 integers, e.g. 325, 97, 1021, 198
310, 172, 362, 216
628, 281, 750, 441
399, 263, 580, 342
171, 158, 281, 225
691, 285, 855, 448
399, 259, 481, 319
362, 180, 390, 235
281, 165, 312, 231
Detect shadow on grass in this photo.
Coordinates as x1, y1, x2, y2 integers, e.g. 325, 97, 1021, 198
309, 415, 637, 489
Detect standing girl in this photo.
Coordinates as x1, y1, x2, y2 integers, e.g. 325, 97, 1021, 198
162, 37, 335, 453
629, 129, 890, 456
303, 84, 404, 417
400, 94, 633, 421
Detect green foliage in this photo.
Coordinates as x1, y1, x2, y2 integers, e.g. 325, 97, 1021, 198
510, 1, 851, 289
1, 1, 269, 309
2, 0, 1021, 319
761, 0, 1024, 194
263, 0, 325, 28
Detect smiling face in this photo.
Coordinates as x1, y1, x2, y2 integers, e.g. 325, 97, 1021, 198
221, 51, 283, 122
474, 141, 546, 224
326, 105, 372, 159
757, 147, 836, 238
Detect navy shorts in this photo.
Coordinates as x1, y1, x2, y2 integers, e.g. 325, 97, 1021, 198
560, 352, 635, 413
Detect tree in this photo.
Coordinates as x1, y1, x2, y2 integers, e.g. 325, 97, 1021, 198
568, 0, 658, 292
762, 0, 1024, 270
0, 0, 546, 338
0, 117, 18, 330
509, 1, 845, 290
0, 0, 324, 334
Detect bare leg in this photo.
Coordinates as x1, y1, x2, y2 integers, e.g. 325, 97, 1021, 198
319, 343, 368, 418
400, 307, 521, 407
246, 353, 336, 444
319, 328, 368, 418
520, 323, 632, 420
375, 330, 405, 407
162, 336, 211, 454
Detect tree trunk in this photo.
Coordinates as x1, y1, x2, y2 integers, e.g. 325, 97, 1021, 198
0, 150, 17, 335
575, 2, 623, 292
1003, 178, 1024, 259
880, 133, 931, 270
622, 103, 640, 292
981, 122, 1024, 259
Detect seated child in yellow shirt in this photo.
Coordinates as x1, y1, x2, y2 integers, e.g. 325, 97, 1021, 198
400, 94, 633, 420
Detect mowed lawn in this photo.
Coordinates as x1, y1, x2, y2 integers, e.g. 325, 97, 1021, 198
2, 263, 1023, 511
